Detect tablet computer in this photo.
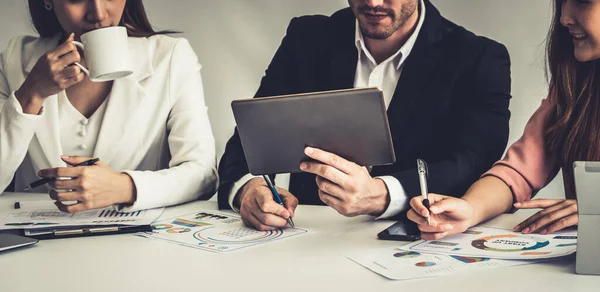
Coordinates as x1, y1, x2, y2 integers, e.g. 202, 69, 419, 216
231, 87, 396, 175
573, 161, 600, 275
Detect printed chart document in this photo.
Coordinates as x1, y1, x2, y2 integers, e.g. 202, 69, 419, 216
139, 210, 308, 253
347, 247, 543, 280
399, 226, 577, 260
0, 200, 163, 229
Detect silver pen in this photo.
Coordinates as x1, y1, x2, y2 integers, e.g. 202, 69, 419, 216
417, 159, 431, 226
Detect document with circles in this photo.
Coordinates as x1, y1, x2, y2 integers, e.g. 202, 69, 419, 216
138, 210, 308, 253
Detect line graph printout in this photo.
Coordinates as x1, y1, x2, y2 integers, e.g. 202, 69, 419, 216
399, 226, 576, 260
139, 211, 308, 253
0, 201, 163, 229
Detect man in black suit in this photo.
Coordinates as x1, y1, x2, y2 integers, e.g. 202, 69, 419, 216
218, 0, 511, 230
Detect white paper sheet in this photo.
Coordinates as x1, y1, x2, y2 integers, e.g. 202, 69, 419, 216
0, 200, 163, 229
399, 226, 577, 260
138, 210, 308, 253
347, 247, 544, 280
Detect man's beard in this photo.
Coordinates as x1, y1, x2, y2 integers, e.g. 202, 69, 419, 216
357, 1, 418, 40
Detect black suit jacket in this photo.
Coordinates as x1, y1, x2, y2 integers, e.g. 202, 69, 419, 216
217, 0, 511, 218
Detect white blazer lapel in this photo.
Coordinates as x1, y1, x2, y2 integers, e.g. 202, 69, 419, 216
92, 76, 146, 164
93, 37, 153, 165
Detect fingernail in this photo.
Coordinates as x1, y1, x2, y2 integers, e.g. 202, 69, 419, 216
61, 155, 69, 159
305, 147, 314, 154
300, 163, 307, 170
540, 229, 547, 235
522, 227, 530, 234
514, 202, 521, 207
513, 225, 520, 231
444, 224, 454, 231
421, 210, 428, 217
37, 171, 42, 177
430, 206, 439, 213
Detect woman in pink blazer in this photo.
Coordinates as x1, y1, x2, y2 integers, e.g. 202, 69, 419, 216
407, 0, 600, 239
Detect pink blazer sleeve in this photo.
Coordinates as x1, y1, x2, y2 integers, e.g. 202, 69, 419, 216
482, 99, 560, 203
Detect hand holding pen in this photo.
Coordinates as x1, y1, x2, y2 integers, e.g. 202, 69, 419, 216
236, 177, 298, 230
262, 175, 295, 228
34, 156, 137, 213
24, 157, 100, 191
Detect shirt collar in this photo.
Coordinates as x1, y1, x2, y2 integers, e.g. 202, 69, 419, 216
355, 0, 426, 70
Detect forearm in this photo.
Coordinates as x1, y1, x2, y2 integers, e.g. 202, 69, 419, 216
462, 176, 513, 226
0, 93, 42, 190
123, 161, 218, 211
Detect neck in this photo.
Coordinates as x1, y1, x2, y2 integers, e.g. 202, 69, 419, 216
364, 7, 420, 64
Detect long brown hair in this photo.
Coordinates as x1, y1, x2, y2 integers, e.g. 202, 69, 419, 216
545, 0, 600, 198
28, 0, 177, 38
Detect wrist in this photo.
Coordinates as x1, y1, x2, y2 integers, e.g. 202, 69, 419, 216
15, 87, 44, 114
368, 178, 390, 217
460, 197, 478, 227
119, 173, 137, 205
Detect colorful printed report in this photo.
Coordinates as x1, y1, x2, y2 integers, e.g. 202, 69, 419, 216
138, 210, 308, 253
399, 226, 577, 260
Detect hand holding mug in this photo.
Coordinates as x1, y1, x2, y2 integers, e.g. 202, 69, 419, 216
69, 26, 132, 82
15, 33, 84, 114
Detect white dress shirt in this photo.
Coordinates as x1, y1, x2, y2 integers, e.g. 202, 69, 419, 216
0, 34, 218, 211
228, 0, 426, 218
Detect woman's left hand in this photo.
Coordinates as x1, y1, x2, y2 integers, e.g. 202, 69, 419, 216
513, 199, 578, 235
37, 156, 136, 212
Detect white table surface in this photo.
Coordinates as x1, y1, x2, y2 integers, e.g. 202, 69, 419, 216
0, 192, 597, 292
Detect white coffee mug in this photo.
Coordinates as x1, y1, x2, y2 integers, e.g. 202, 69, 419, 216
71, 26, 133, 82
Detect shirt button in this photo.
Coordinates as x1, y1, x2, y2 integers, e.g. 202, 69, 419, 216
78, 130, 87, 137
80, 119, 89, 126
79, 144, 87, 150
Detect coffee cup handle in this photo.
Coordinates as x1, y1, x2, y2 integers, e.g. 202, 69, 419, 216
71, 41, 90, 76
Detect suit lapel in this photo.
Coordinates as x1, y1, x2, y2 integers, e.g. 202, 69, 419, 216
92, 37, 152, 165
327, 44, 357, 90
386, 0, 443, 135
386, 46, 441, 132
92, 76, 146, 164
326, 9, 358, 90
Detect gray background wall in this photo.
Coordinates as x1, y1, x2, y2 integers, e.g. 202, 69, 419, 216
0, 0, 564, 200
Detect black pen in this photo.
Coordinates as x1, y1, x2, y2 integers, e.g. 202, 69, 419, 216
262, 175, 295, 228
23, 158, 100, 191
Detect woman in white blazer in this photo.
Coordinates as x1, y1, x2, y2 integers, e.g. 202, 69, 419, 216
0, 0, 218, 212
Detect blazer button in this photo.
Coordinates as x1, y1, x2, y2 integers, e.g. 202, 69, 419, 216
80, 119, 89, 126
79, 144, 87, 150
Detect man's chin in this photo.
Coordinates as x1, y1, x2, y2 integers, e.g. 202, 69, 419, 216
361, 28, 394, 40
